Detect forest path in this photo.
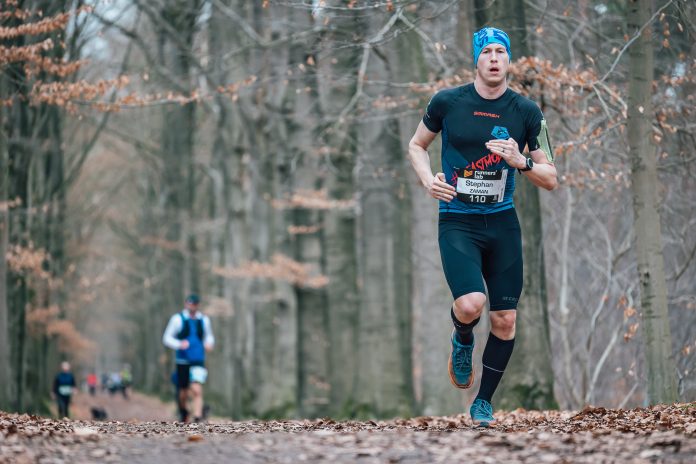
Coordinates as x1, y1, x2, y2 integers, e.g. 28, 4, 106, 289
2, 403, 695, 463
67, 389, 176, 422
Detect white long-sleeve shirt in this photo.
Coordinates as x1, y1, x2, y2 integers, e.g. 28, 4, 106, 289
162, 309, 215, 352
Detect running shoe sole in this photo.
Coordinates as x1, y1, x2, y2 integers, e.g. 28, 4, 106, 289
471, 416, 496, 427
448, 352, 474, 389
470, 398, 497, 427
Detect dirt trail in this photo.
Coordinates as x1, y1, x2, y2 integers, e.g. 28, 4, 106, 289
64, 389, 176, 422
2, 403, 695, 463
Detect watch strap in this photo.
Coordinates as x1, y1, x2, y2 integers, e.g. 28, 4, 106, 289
518, 157, 533, 172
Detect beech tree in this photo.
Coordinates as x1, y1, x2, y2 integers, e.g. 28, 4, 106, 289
1, 0, 103, 412
627, 0, 677, 404
3, 0, 695, 418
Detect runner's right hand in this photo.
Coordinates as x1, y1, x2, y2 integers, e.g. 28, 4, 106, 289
179, 340, 189, 350
427, 172, 455, 202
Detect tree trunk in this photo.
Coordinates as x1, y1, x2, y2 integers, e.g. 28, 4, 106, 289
321, 4, 362, 417
473, 0, 489, 28
457, 0, 476, 65
627, 0, 677, 405
354, 18, 413, 416
393, 11, 461, 416
493, 0, 558, 410
286, 8, 331, 418
149, 0, 200, 394
207, 0, 250, 419
295, 200, 330, 417
500, 176, 557, 410
40, 100, 67, 410
5, 9, 35, 410
0, 0, 73, 412
0, 72, 11, 410
239, 2, 299, 418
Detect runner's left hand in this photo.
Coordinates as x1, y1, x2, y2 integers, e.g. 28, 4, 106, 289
486, 138, 525, 169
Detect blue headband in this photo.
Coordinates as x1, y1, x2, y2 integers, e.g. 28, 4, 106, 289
473, 27, 512, 66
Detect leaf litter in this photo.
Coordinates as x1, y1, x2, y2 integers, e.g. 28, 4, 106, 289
1, 402, 695, 463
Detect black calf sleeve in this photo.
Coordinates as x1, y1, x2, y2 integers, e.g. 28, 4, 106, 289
477, 332, 515, 402
451, 307, 479, 345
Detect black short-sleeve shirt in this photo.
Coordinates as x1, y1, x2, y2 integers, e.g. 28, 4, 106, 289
423, 83, 544, 214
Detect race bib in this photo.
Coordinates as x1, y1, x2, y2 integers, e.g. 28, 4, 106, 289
190, 366, 208, 384
58, 385, 73, 396
456, 169, 508, 204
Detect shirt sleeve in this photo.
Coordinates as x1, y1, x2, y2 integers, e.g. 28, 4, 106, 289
162, 314, 183, 350
422, 91, 448, 133
203, 316, 215, 348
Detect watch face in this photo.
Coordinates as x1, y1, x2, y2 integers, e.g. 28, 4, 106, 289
526, 157, 534, 170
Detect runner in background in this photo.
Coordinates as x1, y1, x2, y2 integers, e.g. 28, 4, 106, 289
120, 364, 132, 399
86, 371, 98, 396
52, 361, 76, 418
162, 294, 215, 423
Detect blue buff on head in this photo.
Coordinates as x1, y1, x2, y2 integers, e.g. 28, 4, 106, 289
473, 27, 512, 66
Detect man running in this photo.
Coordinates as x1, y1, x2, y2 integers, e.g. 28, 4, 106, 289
162, 294, 215, 423
52, 361, 76, 418
408, 27, 557, 426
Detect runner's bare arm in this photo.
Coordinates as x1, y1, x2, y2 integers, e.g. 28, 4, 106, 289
486, 138, 557, 191
408, 121, 456, 202
523, 148, 558, 190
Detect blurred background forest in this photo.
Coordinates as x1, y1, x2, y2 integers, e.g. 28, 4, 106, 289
1, 0, 695, 419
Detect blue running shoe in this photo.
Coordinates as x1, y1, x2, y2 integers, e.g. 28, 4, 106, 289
470, 398, 496, 427
448, 330, 474, 389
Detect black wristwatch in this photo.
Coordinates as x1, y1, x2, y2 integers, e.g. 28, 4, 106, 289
518, 157, 534, 172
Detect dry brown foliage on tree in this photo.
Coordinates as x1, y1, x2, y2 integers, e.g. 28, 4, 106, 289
213, 253, 329, 289
1, 1, 104, 364
271, 189, 355, 211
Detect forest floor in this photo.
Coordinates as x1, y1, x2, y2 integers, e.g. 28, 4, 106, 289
1, 395, 695, 463
68, 389, 175, 422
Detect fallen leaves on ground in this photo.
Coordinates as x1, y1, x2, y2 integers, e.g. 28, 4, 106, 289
1, 402, 694, 463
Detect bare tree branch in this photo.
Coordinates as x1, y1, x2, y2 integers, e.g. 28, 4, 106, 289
595, 0, 675, 84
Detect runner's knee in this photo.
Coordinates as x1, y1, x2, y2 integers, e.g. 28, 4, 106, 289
452, 293, 486, 322
490, 310, 516, 338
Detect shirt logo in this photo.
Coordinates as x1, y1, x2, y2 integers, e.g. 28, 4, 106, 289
473, 111, 500, 118
473, 170, 498, 179
467, 153, 503, 171
491, 126, 509, 140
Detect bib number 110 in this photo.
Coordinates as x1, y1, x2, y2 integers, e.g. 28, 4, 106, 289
468, 195, 488, 203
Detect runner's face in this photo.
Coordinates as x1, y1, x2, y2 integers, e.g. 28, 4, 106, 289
185, 301, 199, 313
477, 44, 509, 85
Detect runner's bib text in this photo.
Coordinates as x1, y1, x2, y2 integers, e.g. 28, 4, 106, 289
455, 169, 508, 204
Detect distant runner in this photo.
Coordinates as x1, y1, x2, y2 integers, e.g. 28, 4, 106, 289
52, 361, 76, 418
162, 294, 214, 423
120, 364, 132, 399
86, 371, 98, 396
